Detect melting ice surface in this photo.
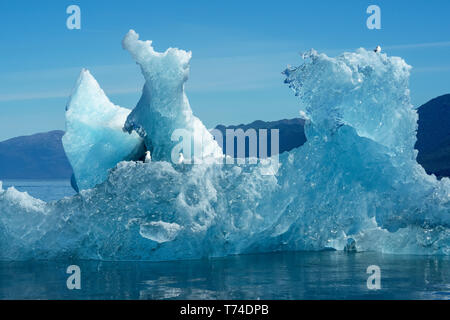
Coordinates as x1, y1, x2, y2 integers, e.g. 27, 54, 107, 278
0, 31, 449, 261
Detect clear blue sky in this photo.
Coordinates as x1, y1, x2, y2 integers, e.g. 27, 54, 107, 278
0, 0, 449, 141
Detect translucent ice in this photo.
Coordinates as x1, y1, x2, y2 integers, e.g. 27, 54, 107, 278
283, 49, 417, 159
122, 30, 223, 163
139, 221, 182, 243
0, 35, 449, 261
62, 69, 145, 191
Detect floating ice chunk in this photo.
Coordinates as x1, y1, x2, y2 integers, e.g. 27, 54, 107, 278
2, 186, 46, 212
62, 69, 145, 191
122, 30, 223, 163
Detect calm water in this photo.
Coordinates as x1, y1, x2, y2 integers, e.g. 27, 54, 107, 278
0, 181, 449, 300
0, 252, 449, 300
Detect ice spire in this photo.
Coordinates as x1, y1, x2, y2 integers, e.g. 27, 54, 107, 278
122, 30, 223, 163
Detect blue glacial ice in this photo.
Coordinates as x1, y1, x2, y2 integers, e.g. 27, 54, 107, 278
62, 69, 145, 191
0, 31, 449, 260
122, 30, 223, 163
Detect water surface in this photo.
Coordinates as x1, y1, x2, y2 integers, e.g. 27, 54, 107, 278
0, 251, 448, 300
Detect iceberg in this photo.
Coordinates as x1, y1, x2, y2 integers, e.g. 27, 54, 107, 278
62, 69, 145, 191
0, 32, 449, 261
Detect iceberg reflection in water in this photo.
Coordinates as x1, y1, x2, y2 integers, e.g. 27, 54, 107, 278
0, 251, 448, 300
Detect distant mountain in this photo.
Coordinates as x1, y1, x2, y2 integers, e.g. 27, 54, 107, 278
1, 95, 449, 180
215, 118, 306, 156
415, 94, 450, 178
0, 130, 72, 179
